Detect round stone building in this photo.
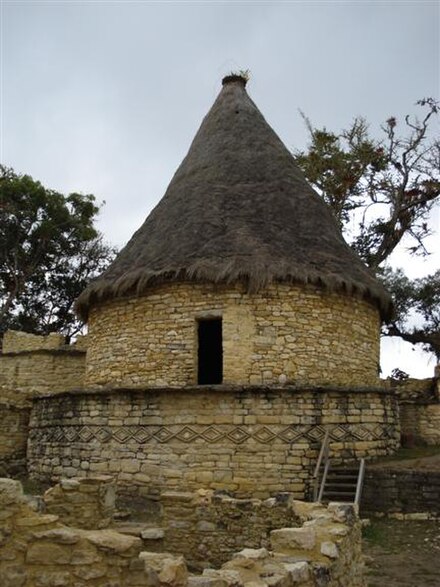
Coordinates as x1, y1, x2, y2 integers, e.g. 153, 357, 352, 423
28, 76, 399, 498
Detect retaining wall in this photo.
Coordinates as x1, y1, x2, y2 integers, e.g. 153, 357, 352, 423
27, 386, 400, 499
362, 467, 440, 517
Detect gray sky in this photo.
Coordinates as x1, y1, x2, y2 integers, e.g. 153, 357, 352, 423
1, 0, 439, 376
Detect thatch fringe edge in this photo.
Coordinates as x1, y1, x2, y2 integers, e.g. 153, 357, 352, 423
75, 264, 392, 322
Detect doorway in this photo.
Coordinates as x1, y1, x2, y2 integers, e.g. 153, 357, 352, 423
197, 318, 223, 384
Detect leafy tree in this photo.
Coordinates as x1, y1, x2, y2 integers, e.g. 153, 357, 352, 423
295, 99, 440, 361
381, 267, 440, 359
0, 165, 116, 339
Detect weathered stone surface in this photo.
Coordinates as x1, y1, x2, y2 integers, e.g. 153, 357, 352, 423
2, 564, 27, 587
203, 569, 243, 586
188, 577, 228, 587
0, 478, 23, 506
85, 529, 141, 553
282, 561, 310, 583
270, 527, 316, 552
44, 476, 116, 529
233, 548, 269, 560
141, 528, 165, 540
320, 541, 339, 559
140, 552, 189, 586
26, 542, 72, 564
31, 528, 81, 544
32, 570, 71, 586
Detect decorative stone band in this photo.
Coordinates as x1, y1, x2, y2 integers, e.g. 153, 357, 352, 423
29, 422, 397, 445
27, 386, 400, 498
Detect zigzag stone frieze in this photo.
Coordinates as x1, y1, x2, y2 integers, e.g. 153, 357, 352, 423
29, 423, 396, 445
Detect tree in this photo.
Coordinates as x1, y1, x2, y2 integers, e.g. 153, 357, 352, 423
0, 166, 116, 339
295, 99, 440, 361
382, 267, 440, 360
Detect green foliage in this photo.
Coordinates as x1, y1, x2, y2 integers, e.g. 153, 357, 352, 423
295, 100, 440, 361
295, 99, 439, 271
381, 266, 440, 358
0, 165, 116, 338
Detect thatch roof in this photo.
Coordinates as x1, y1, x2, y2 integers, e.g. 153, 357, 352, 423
76, 75, 391, 321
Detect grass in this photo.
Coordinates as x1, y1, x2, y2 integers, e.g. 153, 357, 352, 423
362, 522, 388, 548
372, 445, 440, 464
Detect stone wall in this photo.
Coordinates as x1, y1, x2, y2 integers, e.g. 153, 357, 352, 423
0, 330, 86, 396
161, 490, 299, 568
27, 386, 399, 498
85, 282, 381, 388
44, 476, 116, 530
386, 376, 440, 445
0, 477, 366, 587
0, 390, 31, 478
362, 467, 440, 517
0, 478, 157, 587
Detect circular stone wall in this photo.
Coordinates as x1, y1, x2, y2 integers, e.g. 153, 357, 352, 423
84, 282, 381, 388
28, 386, 400, 499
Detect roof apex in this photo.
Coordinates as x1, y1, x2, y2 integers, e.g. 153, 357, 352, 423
75, 77, 391, 321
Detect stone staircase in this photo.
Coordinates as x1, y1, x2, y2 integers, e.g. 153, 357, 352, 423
320, 464, 362, 504
312, 431, 365, 505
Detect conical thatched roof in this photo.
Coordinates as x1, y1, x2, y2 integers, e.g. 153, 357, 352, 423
76, 75, 391, 321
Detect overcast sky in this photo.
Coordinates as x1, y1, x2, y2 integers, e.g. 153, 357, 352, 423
1, 0, 439, 377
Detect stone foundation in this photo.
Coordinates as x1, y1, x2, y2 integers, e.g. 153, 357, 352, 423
28, 386, 399, 498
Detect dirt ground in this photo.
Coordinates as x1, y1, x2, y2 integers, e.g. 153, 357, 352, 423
363, 518, 440, 587
363, 448, 440, 586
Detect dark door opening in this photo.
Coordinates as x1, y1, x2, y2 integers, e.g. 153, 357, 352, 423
197, 318, 223, 384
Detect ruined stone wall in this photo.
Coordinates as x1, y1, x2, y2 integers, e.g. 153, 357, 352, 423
44, 476, 116, 530
27, 386, 399, 498
85, 282, 381, 388
0, 477, 366, 587
0, 330, 86, 396
0, 478, 157, 587
161, 490, 300, 568
386, 376, 440, 446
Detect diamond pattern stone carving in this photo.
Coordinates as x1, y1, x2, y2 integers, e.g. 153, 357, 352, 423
153, 427, 174, 443
253, 426, 276, 443
77, 426, 93, 442
32, 422, 393, 446
94, 427, 112, 443
133, 428, 152, 443
113, 427, 132, 442
277, 427, 303, 442
175, 427, 198, 442
200, 426, 225, 443
226, 428, 250, 444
